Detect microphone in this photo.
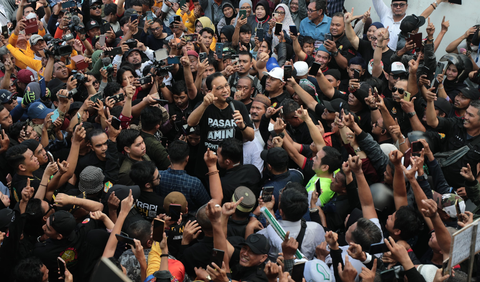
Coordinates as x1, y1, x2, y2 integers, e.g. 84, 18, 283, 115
71, 15, 81, 26
226, 97, 235, 112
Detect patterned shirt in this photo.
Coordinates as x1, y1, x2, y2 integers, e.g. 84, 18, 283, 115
158, 168, 210, 212
326, 0, 345, 16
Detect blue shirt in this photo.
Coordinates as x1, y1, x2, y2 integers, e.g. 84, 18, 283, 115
299, 15, 332, 42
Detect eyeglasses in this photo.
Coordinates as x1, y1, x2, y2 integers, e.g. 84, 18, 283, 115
390, 74, 406, 80
93, 80, 99, 85
274, 11, 285, 15
290, 2, 298, 6
152, 27, 162, 31
45, 203, 55, 216
391, 3, 406, 8
307, 9, 318, 13
91, 5, 102, 10
392, 86, 406, 94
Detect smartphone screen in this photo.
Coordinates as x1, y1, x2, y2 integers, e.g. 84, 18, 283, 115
455, 199, 462, 217
261, 186, 274, 202
274, 23, 283, 36
211, 248, 225, 267
57, 257, 66, 276
369, 242, 390, 254
99, 34, 106, 47
111, 116, 121, 130
174, 15, 181, 23
115, 234, 135, 245
90, 92, 103, 103
411, 141, 423, 155
169, 204, 182, 221
1, 26, 7, 37
284, 65, 292, 81
256, 28, 264, 42
146, 11, 153, 21
167, 56, 180, 64
289, 25, 297, 35
309, 62, 321, 76
215, 43, 223, 59
152, 218, 165, 242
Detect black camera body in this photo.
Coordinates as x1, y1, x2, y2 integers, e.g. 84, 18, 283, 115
71, 71, 88, 84
45, 39, 73, 57
152, 59, 173, 77
125, 39, 138, 49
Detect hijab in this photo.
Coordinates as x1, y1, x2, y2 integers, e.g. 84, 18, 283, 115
221, 25, 235, 42
271, 4, 294, 50
255, 0, 271, 22
196, 16, 216, 33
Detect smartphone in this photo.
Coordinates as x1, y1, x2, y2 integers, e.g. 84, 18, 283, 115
274, 23, 283, 36
76, 112, 81, 125
442, 259, 451, 276
309, 62, 321, 76
98, 34, 106, 47
369, 242, 390, 254
155, 49, 169, 61
105, 47, 123, 56
408, 32, 423, 50
433, 61, 448, 87
174, 15, 181, 23
284, 65, 292, 81
167, 56, 180, 64
146, 11, 153, 21
111, 116, 121, 130
24, 18, 38, 34
403, 91, 411, 102
61, 1, 75, 8
90, 92, 103, 103
380, 269, 396, 281
183, 34, 198, 42
47, 151, 55, 163
138, 75, 153, 85
239, 9, 247, 19
112, 93, 125, 103
289, 25, 297, 36
57, 257, 66, 276
130, 13, 138, 22
215, 43, 224, 59
411, 141, 423, 155
211, 248, 225, 267
261, 186, 274, 202
448, 0, 461, 4
51, 109, 60, 122
455, 199, 462, 218
179, 0, 187, 8
115, 234, 135, 245
169, 204, 182, 222
153, 98, 169, 103
199, 52, 207, 62
353, 69, 360, 80
152, 218, 165, 242
324, 33, 333, 41
256, 28, 264, 42
1, 26, 7, 37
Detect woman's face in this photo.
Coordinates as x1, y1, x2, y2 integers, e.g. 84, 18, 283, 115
256, 6, 266, 19
274, 7, 285, 23
220, 33, 228, 43
240, 3, 252, 17
446, 64, 459, 81
223, 6, 234, 18
122, 70, 135, 87
195, 21, 203, 33
367, 26, 377, 41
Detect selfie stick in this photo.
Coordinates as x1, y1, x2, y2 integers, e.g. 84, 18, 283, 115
260, 207, 304, 259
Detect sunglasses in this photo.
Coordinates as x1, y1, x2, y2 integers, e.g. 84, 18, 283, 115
3, 95, 17, 104
91, 5, 102, 10
391, 3, 406, 7
392, 86, 406, 94
45, 202, 56, 216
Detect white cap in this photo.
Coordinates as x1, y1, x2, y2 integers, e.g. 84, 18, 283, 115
294, 61, 309, 76
262, 67, 284, 82
391, 61, 407, 74
367, 58, 384, 75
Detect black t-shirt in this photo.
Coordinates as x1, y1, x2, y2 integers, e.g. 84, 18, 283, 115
10, 174, 42, 208
134, 191, 165, 220
327, 34, 357, 78
357, 39, 394, 76
231, 263, 268, 282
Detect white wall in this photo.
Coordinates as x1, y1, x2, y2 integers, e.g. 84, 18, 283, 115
345, 0, 480, 56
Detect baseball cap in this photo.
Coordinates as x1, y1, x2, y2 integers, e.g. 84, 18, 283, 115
323, 98, 348, 112
299, 79, 316, 97
294, 61, 309, 76
232, 186, 256, 213
240, 233, 270, 254
68, 101, 83, 114
187, 50, 199, 58
163, 191, 187, 213
86, 20, 100, 30
0, 90, 13, 104
79, 166, 104, 194
266, 57, 280, 72
303, 259, 332, 282
458, 86, 480, 100
49, 210, 76, 238
90, 0, 102, 5
400, 14, 425, 33
262, 67, 284, 82
0, 208, 15, 232
324, 69, 341, 81
28, 102, 53, 119
390, 61, 407, 75
417, 264, 438, 282
29, 34, 44, 46
432, 192, 465, 218
261, 147, 289, 166
421, 97, 452, 115
17, 69, 35, 84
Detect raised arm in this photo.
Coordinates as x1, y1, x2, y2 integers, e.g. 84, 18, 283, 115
445, 27, 475, 53
349, 156, 377, 219
204, 149, 223, 205
290, 32, 307, 61
344, 8, 362, 50
287, 78, 318, 111
372, 28, 389, 78
423, 86, 439, 128
434, 17, 449, 53
297, 106, 325, 150
187, 92, 214, 126
390, 150, 408, 209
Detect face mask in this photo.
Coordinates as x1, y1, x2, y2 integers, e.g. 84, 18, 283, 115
471, 45, 479, 52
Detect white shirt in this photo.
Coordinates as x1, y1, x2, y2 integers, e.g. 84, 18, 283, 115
257, 219, 326, 260
243, 137, 264, 177
372, 0, 406, 51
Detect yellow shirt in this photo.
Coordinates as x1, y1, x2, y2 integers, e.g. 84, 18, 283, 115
146, 241, 163, 277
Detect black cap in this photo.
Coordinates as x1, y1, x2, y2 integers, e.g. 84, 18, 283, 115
0, 208, 15, 232
68, 101, 83, 114
323, 98, 349, 113
86, 20, 101, 30
422, 97, 452, 115
324, 69, 341, 81
400, 14, 425, 33
241, 233, 270, 254
50, 210, 76, 238
0, 90, 13, 104
261, 147, 289, 165
232, 186, 256, 213
458, 86, 480, 100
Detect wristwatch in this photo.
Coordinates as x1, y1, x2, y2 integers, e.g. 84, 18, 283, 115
407, 112, 416, 118
332, 50, 339, 57
309, 208, 319, 213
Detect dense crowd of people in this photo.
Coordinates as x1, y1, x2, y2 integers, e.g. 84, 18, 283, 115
0, 0, 480, 281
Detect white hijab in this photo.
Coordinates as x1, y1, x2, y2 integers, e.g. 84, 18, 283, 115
271, 4, 295, 51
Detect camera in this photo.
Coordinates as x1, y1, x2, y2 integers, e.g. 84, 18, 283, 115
68, 15, 86, 35
71, 70, 88, 84
124, 39, 138, 49
138, 75, 153, 85
152, 58, 174, 77
44, 39, 73, 57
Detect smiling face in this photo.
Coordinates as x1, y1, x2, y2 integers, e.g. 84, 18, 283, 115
446, 64, 459, 81
240, 2, 252, 17
223, 6, 234, 18
367, 25, 378, 42
211, 76, 230, 103
314, 51, 330, 68
34, 144, 48, 165
463, 105, 480, 130
391, 1, 408, 17
330, 16, 345, 37
239, 245, 268, 267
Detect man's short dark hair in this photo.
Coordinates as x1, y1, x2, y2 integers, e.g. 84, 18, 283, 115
117, 129, 141, 152
103, 82, 122, 97
154, 17, 164, 26
200, 27, 215, 37
238, 50, 252, 61
6, 144, 28, 172
332, 12, 344, 19
349, 57, 366, 69
86, 128, 106, 144
141, 106, 163, 131
15, 257, 44, 282
283, 182, 308, 196
321, 146, 342, 173
219, 138, 243, 164
131, 0, 142, 7
240, 24, 252, 34
104, 3, 117, 16
351, 218, 383, 251
8, 121, 29, 142
394, 205, 424, 240
116, 66, 137, 85
301, 36, 315, 47
130, 161, 156, 189
279, 188, 308, 221
205, 72, 225, 91
314, 0, 327, 15
470, 99, 480, 115
280, 98, 299, 118
196, 204, 213, 233
171, 80, 187, 95
127, 219, 152, 247
168, 140, 190, 163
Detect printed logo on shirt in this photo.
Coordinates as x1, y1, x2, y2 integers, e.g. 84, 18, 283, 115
60, 247, 78, 264
135, 199, 158, 218
205, 118, 237, 150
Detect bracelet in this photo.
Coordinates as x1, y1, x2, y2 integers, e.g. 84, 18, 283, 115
239, 122, 247, 131
160, 254, 169, 257
39, 183, 47, 187
369, 106, 378, 111
354, 147, 361, 153
399, 138, 406, 146
205, 170, 219, 176
431, 3, 436, 9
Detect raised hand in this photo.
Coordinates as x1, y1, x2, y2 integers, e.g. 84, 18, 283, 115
338, 255, 358, 282
460, 163, 475, 182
